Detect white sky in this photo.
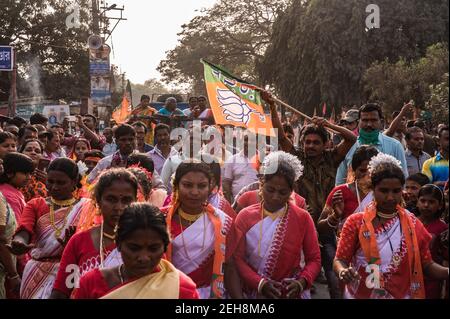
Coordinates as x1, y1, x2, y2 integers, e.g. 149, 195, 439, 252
105, 0, 217, 84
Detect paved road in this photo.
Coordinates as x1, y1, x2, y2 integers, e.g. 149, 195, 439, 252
311, 282, 330, 299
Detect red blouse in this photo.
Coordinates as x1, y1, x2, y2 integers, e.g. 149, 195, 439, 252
53, 229, 115, 296
325, 184, 359, 219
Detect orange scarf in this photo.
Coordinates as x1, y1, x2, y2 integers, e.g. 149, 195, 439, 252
359, 203, 425, 299
166, 202, 225, 299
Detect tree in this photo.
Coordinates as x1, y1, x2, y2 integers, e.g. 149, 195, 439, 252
260, 0, 449, 115
364, 43, 449, 114
157, 0, 288, 94
425, 72, 449, 125
130, 78, 171, 103
0, 0, 92, 101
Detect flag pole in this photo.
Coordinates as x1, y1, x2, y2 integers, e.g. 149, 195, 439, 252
251, 86, 339, 134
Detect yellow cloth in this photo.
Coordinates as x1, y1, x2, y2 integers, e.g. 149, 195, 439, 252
131, 106, 157, 145
101, 259, 180, 299
263, 205, 287, 221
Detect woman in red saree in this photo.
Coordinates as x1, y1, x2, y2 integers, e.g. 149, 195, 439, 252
416, 184, 448, 298
9, 158, 88, 299
50, 168, 138, 298
73, 203, 198, 299
334, 153, 449, 299
317, 146, 379, 299
162, 160, 233, 299
227, 151, 321, 299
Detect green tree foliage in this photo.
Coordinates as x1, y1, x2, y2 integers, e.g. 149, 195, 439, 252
0, 0, 91, 101
260, 0, 449, 115
426, 72, 449, 125
130, 78, 169, 103
157, 0, 288, 94
364, 43, 449, 114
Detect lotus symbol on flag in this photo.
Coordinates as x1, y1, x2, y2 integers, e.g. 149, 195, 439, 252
217, 89, 266, 125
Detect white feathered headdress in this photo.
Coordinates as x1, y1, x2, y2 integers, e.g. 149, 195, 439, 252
77, 161, 89, 178
368, 153, 402, 175
261, 151, 304, 181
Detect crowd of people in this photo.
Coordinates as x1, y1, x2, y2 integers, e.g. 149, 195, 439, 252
0, 92, 448, 299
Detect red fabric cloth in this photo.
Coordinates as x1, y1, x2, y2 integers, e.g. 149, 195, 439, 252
237, 190, 306, 210
0, 183, 26, 222
423, 219, 448, 299
325, 184, 359, 219
226, 203, 321, 293
336, 212, 433, 299
72, 267, 199, 299
15, 197, 50, 240
219, 196, 237, 220
53, 229, 116, 297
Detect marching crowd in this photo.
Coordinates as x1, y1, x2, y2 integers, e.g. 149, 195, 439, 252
0, 92, 448, 299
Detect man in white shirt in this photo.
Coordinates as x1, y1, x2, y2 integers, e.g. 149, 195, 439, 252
222, 133, 259, 204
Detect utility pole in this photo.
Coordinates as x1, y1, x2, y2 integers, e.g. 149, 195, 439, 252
9, 49, 17, 117
91, 0, 100, 34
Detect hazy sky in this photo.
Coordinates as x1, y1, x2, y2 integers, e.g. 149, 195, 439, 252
105, 0, 217, 84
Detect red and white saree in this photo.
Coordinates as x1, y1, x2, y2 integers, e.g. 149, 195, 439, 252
227, 203, 321, 299
16, 197, 89, 299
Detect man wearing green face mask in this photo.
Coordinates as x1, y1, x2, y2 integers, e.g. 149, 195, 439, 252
335, 103, 408, 185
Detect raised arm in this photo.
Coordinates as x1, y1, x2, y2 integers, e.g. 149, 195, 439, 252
312, 117, 356, 162
385, 102, 413, 137
260, 91, 293, 153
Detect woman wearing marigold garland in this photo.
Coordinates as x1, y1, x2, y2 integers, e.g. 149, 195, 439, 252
49, 168, 138, 298
162, 160, 233, 299
333, 153, 449, 299
8, 158, 88, 299
226, 151, 321, 299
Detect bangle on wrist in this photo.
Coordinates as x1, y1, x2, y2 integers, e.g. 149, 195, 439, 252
297, 279, 305, 293
338, 269, 346, 281
7, 273, 19, 280
327, 216, 338, 228
257, 278, 266, 294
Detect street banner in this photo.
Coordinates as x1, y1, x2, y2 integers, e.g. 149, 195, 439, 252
0, 46, 13, 71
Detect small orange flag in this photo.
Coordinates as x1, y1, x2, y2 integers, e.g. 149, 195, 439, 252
112, 95, 131, 124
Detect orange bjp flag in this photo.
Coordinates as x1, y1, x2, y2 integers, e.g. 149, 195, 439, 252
201, 59, 275, 136
112, 94, 131, 124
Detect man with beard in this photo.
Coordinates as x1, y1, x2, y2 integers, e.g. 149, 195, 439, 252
147, 123, 178, 175
263, 92, 357, 223
335, 103, 408, 185
405, 126, 431, 175
132, 121, 154, 153
87, 124, 136, 183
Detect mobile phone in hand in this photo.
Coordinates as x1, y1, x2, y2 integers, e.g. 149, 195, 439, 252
37, 158, 51, 172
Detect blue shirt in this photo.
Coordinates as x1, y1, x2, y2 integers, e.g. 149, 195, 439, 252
422, 152, 449, 187
157, 107, 184, 116
335, 133, 408, 185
